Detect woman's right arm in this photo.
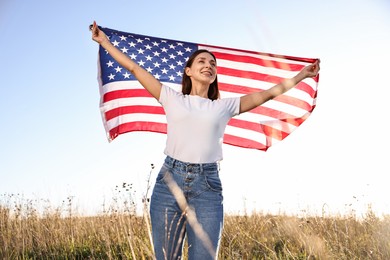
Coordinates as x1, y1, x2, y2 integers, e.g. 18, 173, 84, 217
91, 21, 162, 100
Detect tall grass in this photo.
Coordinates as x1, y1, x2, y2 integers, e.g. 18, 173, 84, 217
221, 211, 390, 259
1, 192, 389, 259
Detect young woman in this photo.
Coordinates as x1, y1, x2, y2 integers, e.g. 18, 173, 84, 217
91, 21, 320, 260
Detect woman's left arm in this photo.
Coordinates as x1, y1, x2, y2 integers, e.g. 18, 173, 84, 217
239, 60, 320, 114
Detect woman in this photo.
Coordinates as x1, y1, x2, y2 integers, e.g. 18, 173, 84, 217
91, 21, 320, 260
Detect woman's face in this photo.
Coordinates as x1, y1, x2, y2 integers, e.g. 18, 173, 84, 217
185, 52, 217, 85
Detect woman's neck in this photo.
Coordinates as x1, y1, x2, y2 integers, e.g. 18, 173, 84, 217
189, 82, 209, 98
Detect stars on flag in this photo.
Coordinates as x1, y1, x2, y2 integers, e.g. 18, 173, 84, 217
99, 30, 197, 85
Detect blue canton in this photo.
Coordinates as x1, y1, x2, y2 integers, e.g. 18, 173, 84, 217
99, 27, 198, 86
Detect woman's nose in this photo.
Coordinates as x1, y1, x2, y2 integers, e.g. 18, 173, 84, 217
205, 62, 213, 68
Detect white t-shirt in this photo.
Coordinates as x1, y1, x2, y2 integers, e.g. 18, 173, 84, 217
159, 85, 240, 163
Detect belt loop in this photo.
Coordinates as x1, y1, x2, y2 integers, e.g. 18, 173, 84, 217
200, 163, 203, 173
171, 157, 176, 169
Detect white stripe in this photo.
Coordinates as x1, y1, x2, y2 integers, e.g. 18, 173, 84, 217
101, 81, 142, 95
234, 111, 274, 123
106, 113, 167, 130
100, 97, 161, 112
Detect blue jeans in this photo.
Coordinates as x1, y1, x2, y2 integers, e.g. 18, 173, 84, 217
150, 156, 224, 260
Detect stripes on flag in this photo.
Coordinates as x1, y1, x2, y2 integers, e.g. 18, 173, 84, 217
96, 26, 319, 151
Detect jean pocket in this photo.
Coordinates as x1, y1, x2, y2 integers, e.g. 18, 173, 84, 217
205, 174, 222, 192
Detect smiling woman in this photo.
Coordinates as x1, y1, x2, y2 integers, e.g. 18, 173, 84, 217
91, 21, 319, 259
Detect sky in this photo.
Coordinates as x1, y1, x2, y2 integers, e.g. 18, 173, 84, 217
1, 0, 389, 217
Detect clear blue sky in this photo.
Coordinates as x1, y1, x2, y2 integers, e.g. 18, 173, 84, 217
1, 0, 389, 216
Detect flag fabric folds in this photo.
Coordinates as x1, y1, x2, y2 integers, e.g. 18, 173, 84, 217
96, 26, 319, 151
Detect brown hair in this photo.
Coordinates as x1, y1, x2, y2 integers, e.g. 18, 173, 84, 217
181, 49, 220, 101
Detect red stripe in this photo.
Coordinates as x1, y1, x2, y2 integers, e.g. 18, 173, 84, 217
109, 121, 167, 140
103, 89, 153, 103
228, 118, 264, 133
219, 82, 261, 94
213, 51, 304, 71
223, 134, 268, 151
105, 105, 165, 121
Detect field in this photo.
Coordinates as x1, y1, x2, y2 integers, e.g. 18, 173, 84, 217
1, 185, 389, 259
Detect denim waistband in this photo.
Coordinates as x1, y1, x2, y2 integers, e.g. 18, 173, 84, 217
164, 156, 218, 174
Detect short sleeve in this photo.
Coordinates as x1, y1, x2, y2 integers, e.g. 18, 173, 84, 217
158, 84, 182, 106
219, 97, 241, 117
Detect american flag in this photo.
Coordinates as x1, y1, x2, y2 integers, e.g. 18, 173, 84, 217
96, 26, 319, 151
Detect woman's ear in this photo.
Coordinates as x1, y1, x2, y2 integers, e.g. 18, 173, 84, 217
185, 67, 191, 76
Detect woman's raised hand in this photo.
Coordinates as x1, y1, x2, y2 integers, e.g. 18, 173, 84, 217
302, 59, 320, 78
90, 21, 108, 45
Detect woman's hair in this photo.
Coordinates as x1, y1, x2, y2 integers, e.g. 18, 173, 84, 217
181, 49, 220, 101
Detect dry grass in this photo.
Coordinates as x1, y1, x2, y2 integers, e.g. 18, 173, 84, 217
221, 212, 390, 259
1, 190, 389, 259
